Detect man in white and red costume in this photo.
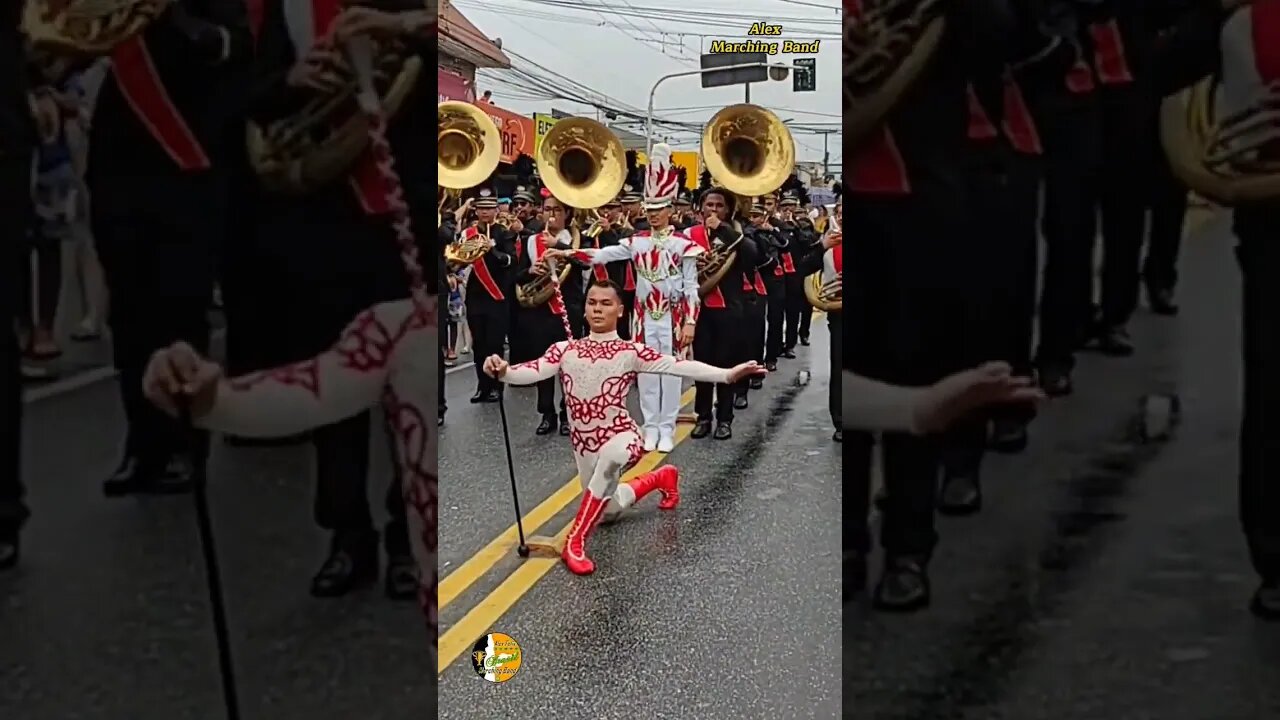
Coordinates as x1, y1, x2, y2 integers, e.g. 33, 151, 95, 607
483, 281, 765, 575
551, 145, 704, 453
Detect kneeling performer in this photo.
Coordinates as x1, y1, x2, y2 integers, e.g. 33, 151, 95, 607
483, 281, 764, 575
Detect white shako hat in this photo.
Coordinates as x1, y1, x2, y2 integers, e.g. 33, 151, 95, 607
643, 143, 680, 210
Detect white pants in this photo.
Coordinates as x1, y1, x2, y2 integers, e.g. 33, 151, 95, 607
638, 313, 681, 436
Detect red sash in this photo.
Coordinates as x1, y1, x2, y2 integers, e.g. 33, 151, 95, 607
753, 270, 767, 295
531, 235, 565, 316
1001, 75, 1042, 155
851, 128, 911, 193
624, 263, 636, 291
464, 227, 505, 301
966, 85, 999, 140
111, 39, 210, 170
741, 273, 753, 292
832, 244, 843, 274
781, 251, 796, 274
310, 0, 394, 214
590, 233, 610, 283
1065, 58, 1095, 93
687, 225, 726, 308
1089, 20, 1134, 85
247, 0, 266, 39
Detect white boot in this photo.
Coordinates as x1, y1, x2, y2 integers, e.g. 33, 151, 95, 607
657, 432, 675, 453
643, 428, 659, 452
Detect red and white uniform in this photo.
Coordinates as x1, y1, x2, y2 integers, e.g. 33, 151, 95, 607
573, 228, 702, 440
197, 297, 436, 661
1220, 3, 1280, 143
500, 331, 731, 574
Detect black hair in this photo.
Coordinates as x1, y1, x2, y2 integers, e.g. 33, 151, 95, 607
586, 279, 624, 302
701, 186, 732, 206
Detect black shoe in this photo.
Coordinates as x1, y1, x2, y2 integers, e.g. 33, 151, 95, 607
713, 421, 732, 440
103, 455, 189, 496
1092, 326, 1135, 357
733, 394, 748, 410
1039, 366, 1074, 397
765, 360, 778, 372
832, 428, 843, 443
938, 472, 982, 516
800, 336, 810, 347
311, 530, 379, 598
749, 376, 764, 390
385, 553, 419, 601
989, 418, 1028, 453
470, 389, 486, 403
481, 390, 502, 403
535, 415, 557, 435
690, 419, 712, 439
0, 529, 18, 571
559, 421, 570, 437
873, 556, 931, 612
844, 552, 867, 602
1250, 578, 1280, 620
780, 349, 797, 359
1148, 288, 1179, 316
438, 415, 445, 427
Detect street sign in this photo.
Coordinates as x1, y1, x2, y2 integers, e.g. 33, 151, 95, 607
700, 52, 769, 89
793, 57, 816, 92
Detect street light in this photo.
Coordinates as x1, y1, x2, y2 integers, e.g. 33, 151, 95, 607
646, 62, 792, 156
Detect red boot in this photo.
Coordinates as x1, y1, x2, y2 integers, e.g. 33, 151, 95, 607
562, 492, 610, 575
627, 465, 680, 510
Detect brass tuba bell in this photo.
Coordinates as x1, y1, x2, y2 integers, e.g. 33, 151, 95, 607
438, 100, 503, 191
536, 117, 627, 210
1160, 74, 1280, 207
844, 0, 945, 147
698, 104, 793, 296
804, 231, 842, 312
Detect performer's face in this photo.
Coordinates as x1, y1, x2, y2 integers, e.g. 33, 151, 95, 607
585, 285, 625, 333
645, 205, 673, 229
543, 200, 566, 231
623, 202, 641, 217
476, 207, 497, 223
700, 193, 729, 221
514, 199, 535, 219
765, 197, 777, 213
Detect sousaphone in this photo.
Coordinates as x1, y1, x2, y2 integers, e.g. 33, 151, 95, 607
845, 0, 945, 146
22, 0, 168, 56
805, 230, 842, 312
439, 101, 503, 268
699, 104, 794, 297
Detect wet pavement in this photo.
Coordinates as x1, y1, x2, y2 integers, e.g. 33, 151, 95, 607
0, 376, 434, 719
846, 213, 1280, 719
438, 316, 842, 718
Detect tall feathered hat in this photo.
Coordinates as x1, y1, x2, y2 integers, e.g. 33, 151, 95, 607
643, 143, 680, 210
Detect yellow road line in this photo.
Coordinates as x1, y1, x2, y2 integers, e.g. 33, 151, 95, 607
439, 387, 698, 611
438, 419, 698, 674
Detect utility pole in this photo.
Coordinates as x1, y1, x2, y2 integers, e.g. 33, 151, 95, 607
745, 82, 750, 103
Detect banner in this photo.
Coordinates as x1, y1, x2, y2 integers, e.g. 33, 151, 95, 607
478, 103, 535, 164
438, 69, 472, 103
671, 151, 700, 190
533, 113, 557, 155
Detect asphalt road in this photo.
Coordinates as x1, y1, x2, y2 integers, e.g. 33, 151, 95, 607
438, 315, 842, 719
846, 212, 1280, 720
0, 379, 434, 719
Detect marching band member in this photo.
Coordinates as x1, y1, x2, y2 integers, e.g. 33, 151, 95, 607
552, 145, 703, 453
483, 281, 766, 575
778, 189, 814, 353
243, 0, 431, 599
1151, 0, 1280, 618
795, 202, 841, 442
747, 200, 788, 372
738, 201, 772, 404
689, 188, 758, 440
89, 0, 251, 496
511, 192, 584, 436
673, 189, 695, 229
461, 189, 517, 403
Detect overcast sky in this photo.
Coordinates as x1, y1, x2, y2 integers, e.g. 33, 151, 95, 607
450, 0, 842, 171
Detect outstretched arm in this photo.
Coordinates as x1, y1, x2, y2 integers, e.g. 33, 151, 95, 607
632, 344, 732, 384
570, 238, 633, 266
199, 302, 415, 437
499, 341, 569, 385
842, 372, 922, 433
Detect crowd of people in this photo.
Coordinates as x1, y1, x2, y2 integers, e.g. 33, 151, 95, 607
845, 0, 1278, 619
1, 0, 439, 653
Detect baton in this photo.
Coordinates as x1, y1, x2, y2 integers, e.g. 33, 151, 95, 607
494, 389, 530, 557
181, 404, 242, 720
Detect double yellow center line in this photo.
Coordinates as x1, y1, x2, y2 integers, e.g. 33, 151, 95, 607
437, 387, 697, 673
